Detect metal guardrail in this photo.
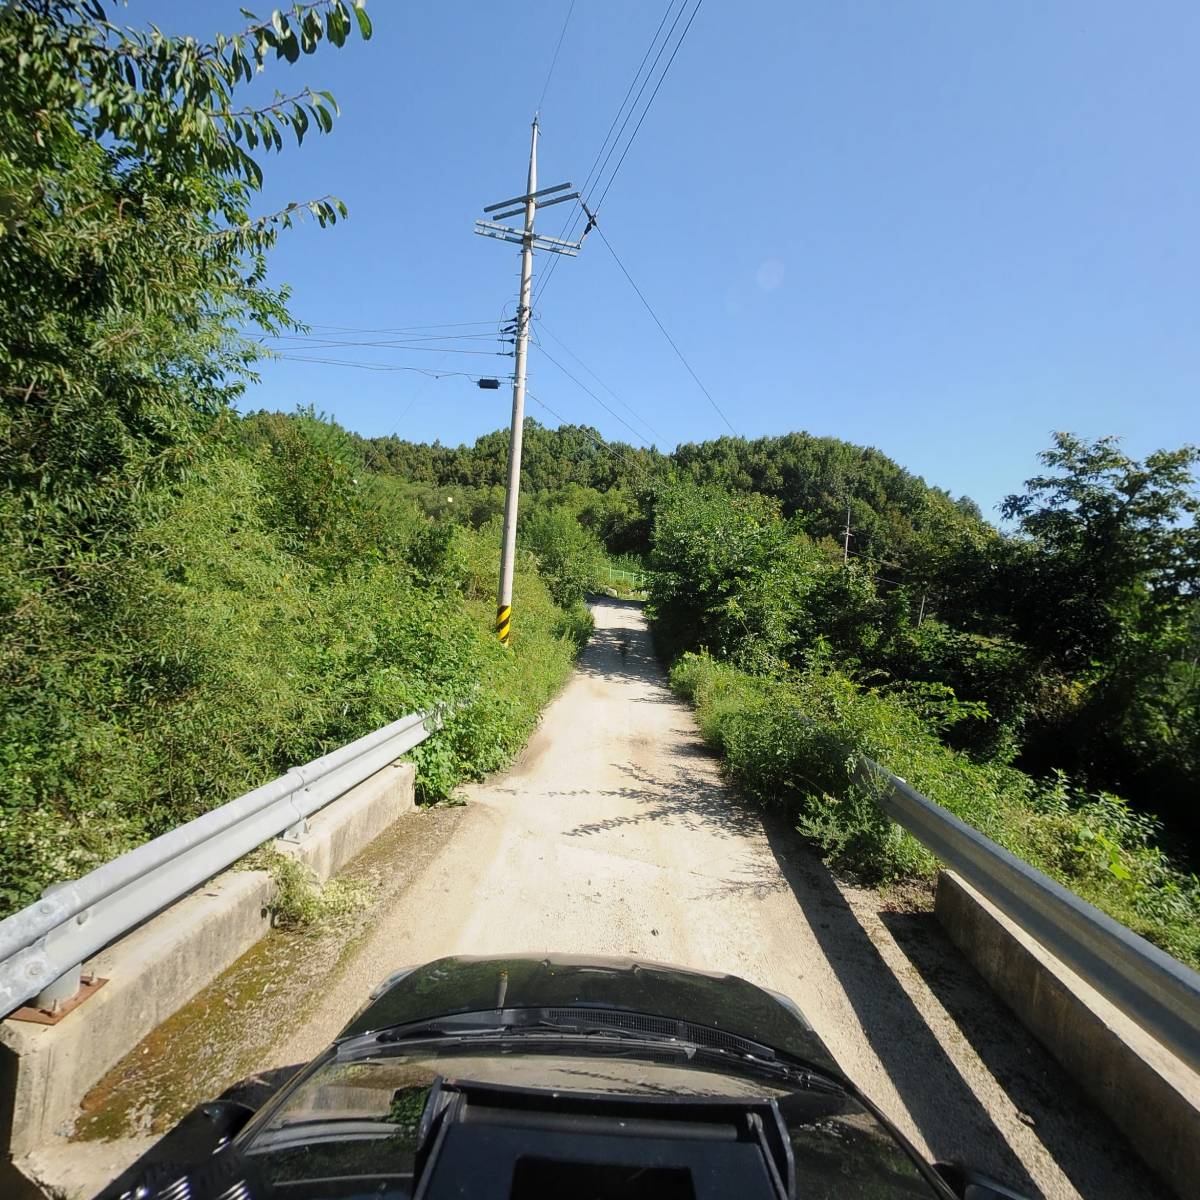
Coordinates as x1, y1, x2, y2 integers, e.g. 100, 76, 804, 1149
864, 758, 1200, 1076
0, 706, 446, 1018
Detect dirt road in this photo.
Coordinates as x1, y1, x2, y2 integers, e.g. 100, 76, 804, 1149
59, 599, 1164, 1199
270, 599, 1162, 1198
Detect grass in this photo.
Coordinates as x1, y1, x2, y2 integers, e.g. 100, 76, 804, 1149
247, 847, 369, 929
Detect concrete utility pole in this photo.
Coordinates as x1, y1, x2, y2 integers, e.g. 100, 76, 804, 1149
495, 120, 537, 648
474, 120, 582, 644
842, 501, 852, 566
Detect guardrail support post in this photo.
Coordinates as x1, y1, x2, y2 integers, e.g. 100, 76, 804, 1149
278, 818, 309, 844
32, 883, 84, 1011
33, 963, 82, 1012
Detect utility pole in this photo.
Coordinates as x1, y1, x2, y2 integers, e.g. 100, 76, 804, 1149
475, 119, 582, 644
842, 501, 852, 566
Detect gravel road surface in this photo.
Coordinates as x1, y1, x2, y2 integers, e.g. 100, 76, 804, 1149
266, 599, 1163, 1198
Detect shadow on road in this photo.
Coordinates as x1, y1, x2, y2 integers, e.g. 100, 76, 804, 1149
558, 761, 766, 843
575, 598, 669, 692
759, 815, 1044, 1194
761, 816, 1165, 1200
541, 599, 1156, 1197
879, 910, 1173, 1200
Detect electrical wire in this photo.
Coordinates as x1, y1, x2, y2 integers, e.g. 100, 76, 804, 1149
585, 0, 691, 214
261, 332, 506, 344
531, 341, 652, 447
530, 0, 682, 312
241, 320, 501, 337
525, 391, 651, 480
594, 225, 737, 436
301, 320, 500, 334
535, 318, 662, 443
559, 0, 679, 226
536, 0, 577, 115
270, 353, 503, 383
259, 339, 508, 356
592, 0, 704, 211
533, 0, 703, 312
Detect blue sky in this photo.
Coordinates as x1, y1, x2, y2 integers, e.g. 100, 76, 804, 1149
159, 2, 1198, 518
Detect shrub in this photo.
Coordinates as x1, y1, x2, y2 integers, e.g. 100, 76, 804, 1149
0, 421, 591, 914
671, 652, 1200, 968
519, 505, 607, 608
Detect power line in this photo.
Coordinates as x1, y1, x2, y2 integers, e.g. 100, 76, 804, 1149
533, 0, 703, 311
536, 318, 662, 443
261, 332, 505, 344
560, 0, 679, 224
525, 391, 652, 481
586, 0, 691, 213
595, 225, 738, 436
531, 341, 652, 448
593, 0, 704, 211
270, 353, 501, 383
299, 320, 500, 334
531, 0, 682, 312
536, 0, 577, 114
260, 339, 508, 357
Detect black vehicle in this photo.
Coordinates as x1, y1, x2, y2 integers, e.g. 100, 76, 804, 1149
102, 954, 1030, 1200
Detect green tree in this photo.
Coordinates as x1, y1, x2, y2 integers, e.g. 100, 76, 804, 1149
999, 433, 1200, 831
0, 2, 373, 906
519, 506, 606, 608
1001, 433, 1199, 670
647, 483, 824, 668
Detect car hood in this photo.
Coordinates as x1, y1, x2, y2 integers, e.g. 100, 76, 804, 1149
338, 953, 843, 1078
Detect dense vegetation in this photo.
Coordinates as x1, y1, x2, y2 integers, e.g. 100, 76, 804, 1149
643, 457, 1200, 967
372, 422, 1200, 851
3, 2, 1196, 970
0, 2, 590, 915
360, 420, 1200, 966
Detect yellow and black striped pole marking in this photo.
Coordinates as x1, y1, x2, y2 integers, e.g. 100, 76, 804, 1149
495, 604, 512, 646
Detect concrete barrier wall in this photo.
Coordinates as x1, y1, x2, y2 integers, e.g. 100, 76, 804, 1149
935, 869, 1200, 1200
0, 761, 415, 1161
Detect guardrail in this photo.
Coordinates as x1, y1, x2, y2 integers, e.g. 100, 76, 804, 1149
864, 757, 1200, 1075
0, 705, 446, 1018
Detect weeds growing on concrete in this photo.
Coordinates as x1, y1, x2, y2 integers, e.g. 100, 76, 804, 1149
250, 848, 369, 930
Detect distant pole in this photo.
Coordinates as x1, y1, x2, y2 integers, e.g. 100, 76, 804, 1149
494, 120, 539, 647
474, 126, 582, 646
917, 591, 927, 628
842, 501, 852, 566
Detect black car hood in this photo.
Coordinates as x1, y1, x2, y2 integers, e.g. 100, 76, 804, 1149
338, 954, 843, 1078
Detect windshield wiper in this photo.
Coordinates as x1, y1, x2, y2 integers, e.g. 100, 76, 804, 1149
252, 1117, 402, 1152
355, 1017, 842, 1093
372, 1021, 506, 1045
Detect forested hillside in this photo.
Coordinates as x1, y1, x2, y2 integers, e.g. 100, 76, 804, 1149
363, 420, 1200, 860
